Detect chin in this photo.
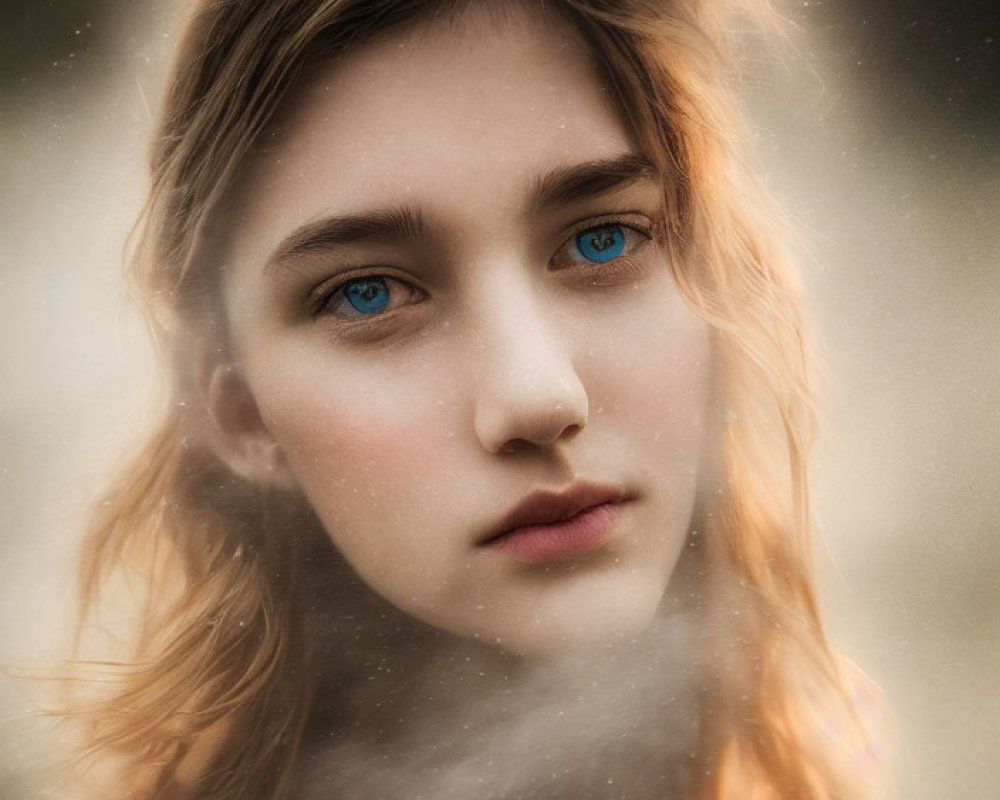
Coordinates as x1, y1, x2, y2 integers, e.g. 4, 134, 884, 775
483, 576, 667, 659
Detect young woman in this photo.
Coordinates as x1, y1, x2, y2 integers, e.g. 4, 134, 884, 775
64, 0, 888, 797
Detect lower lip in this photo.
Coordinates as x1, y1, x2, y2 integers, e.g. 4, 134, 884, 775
487, 502, 621, 564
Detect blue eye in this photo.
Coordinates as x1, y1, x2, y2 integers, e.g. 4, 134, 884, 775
322, 275, 424, 319
342, 277, 390, 315
575, 225, 626, 263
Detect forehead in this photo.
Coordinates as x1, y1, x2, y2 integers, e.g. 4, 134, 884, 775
232, 3, 639, 260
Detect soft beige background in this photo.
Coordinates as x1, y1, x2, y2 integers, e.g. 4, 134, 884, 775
1, 3, 997, 798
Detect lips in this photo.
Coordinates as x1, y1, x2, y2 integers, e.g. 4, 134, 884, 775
479, 482, 627, 562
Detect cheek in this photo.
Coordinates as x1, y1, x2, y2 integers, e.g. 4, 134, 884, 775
262, 377, 450, 498
257, 377, 460, 587
586, 284, 713, 433
254, 369, 484, 617
314, 417, 443, 481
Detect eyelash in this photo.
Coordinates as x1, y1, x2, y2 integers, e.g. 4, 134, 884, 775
312, 214, 656, 320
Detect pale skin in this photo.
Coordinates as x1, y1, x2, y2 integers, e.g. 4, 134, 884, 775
209, 4, 714, 656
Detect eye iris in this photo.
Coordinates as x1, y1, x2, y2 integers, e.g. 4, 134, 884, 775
344, 278, 390, 314
576, 226, 625, 263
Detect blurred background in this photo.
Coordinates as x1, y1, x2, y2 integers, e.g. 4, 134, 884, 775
0, 1, 996, 797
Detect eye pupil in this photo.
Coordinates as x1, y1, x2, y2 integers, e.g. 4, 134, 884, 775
576, 226, 626, 263
344, 278, 390, 314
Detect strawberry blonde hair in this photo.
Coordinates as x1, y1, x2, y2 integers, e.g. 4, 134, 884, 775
65, 1, 886, 797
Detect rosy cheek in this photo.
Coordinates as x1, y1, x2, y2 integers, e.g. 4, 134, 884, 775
263, 387, 452, 499
320, 420, 445, 479
265, 391, 472, 585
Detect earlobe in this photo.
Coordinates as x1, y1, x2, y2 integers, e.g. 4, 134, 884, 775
204, 363, 299, 491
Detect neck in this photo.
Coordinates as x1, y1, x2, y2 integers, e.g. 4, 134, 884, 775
297, 599, 707, 799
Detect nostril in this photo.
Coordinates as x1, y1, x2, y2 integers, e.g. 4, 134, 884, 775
497, 422, 582, 456
561, 423, 582, 440
499, 438, 530, 456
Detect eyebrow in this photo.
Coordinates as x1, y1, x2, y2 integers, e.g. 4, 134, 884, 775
265, 152, 658, 270
529, 153, 659, 213
267, 206, 432, 268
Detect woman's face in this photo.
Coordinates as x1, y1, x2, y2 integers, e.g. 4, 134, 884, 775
218, 5, 713, 654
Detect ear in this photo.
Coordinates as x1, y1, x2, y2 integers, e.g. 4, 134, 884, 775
204, 363, 299, 491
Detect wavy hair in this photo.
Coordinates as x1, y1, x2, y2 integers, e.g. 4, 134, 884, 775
64, 1, 885, 798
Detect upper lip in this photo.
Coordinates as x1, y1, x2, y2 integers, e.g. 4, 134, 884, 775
478, 481, 627, 546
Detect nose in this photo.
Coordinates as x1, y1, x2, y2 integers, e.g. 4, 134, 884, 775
471, 295, 589, 455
